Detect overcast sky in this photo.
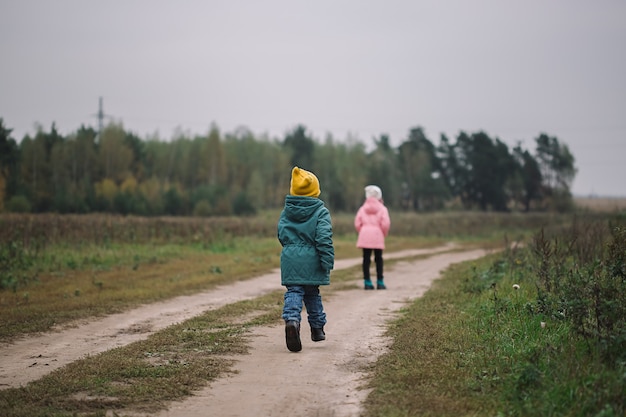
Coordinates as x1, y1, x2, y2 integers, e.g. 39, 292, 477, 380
1, 1, 625, 196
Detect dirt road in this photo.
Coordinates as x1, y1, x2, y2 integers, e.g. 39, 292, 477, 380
0, 244, 489, 416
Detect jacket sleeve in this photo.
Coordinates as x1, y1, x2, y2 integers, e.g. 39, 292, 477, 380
316, 207, 335, 271
277, 211, 286, 247
354, 207, 363, 232
380, 206, 391, 236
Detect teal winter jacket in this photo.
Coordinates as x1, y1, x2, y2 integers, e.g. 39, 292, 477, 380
278, 195, 334, 286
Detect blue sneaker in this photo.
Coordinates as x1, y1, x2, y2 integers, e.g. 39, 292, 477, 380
364, 279, 375, 290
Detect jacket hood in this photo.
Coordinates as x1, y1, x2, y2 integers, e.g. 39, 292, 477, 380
283, 195, 325, 222
363, 197, 384, 215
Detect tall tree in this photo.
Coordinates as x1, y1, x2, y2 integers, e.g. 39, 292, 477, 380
366, 134, 400, 208
224, 127, 256, 193
49, 137, 74, 212
72, 126, 99, 211
283, 125, 315, 169
397, 127, 446, 210
98, 123, 133, 182
310, 132, 368, 212
535, 133, 577, 192
19, 125, 61, 211
201, 124, 227, 187
472, 134, 515, 211
0, 119, 19, 209
183, 136, 203, 189
451, 131, 515, 211
535, 133, 577, 211
437, 133, 468, 207
513, 144, 543, 211
143, 138, 174, 182
124, 131, 147, 181
316, 135, 344, 211
0, 115, 581, 216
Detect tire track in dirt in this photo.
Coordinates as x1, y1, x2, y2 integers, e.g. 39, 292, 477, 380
0, 244, 458, 390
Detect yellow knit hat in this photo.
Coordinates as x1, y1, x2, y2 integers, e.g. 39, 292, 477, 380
290, 166, 321, 197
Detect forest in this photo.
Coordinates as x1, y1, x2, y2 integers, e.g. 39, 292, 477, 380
0, 118, 577, 216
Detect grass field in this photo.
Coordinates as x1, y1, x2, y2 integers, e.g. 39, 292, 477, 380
1, 210, 624, 416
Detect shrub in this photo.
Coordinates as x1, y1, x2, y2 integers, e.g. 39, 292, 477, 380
531, 219, 626, 364
0, 240, 38, 291
562, 226, 626, 363
193, 200, 212, 217
232, 192, 256, 216
6, 195, 32, 213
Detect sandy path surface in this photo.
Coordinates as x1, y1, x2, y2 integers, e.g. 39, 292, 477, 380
137, 247, 489, 417
0, 246, 451, 389
0, 243, 492, 416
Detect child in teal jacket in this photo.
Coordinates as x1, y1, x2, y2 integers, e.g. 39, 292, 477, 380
278, 166, 334, 352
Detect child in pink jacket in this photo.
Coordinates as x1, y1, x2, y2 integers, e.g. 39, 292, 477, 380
354, 185, 391, 289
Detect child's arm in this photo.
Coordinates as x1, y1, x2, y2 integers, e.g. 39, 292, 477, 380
316, 207, 334, 272
380, 207, 391, 236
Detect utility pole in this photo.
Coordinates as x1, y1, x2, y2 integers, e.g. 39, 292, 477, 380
94, 96, 112, 142
97, 96, 104, 135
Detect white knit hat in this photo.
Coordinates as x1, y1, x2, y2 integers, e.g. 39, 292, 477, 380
364, 185, 382, 200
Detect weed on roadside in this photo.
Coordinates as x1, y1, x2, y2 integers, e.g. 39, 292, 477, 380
0, 239, 39, 292
363, 215, 625, 417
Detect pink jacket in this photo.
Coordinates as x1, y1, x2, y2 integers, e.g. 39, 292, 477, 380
354, 197, 390, 249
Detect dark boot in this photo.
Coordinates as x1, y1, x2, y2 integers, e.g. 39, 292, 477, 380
364, 279, 375, 290
311, 326, 326, 342
285, 321, 302, 352
377, 279, 386, 290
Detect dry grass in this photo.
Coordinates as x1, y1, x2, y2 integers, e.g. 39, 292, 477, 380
0, 239, 282, 340
575, 196, 626, 212
1, 210, 568, 341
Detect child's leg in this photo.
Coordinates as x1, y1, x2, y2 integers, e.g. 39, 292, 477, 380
374, 249, 384, 279
283, 285, 304, 352
302, 285, 326, 329
362, 248, 372, 280
374, 249, 386, 289
282, 285, 305, 323
303, 285, 326, 342
362, 248, 375, 289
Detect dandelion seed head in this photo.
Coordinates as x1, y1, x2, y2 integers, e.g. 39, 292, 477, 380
513, 284, 520, 290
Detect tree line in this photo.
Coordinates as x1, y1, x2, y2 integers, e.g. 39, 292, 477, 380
0, 118, 577, 216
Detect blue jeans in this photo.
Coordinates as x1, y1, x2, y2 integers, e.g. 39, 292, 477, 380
282, 285, 327, 329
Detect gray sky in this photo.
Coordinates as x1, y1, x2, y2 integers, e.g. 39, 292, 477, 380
1, 0, 625, 196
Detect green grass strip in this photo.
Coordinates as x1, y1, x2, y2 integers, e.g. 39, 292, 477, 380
362, 252, 625, 417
